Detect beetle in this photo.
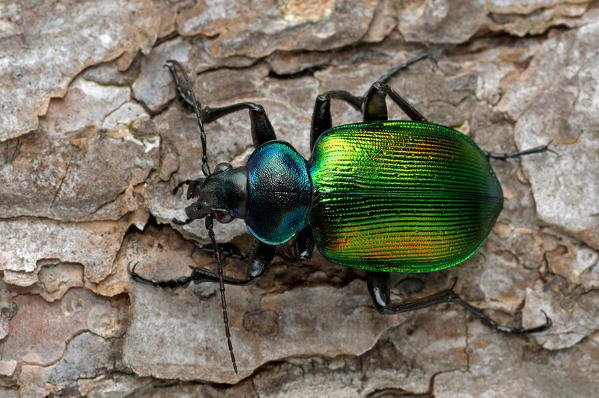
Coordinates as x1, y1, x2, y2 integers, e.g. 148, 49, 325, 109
129, 53, 552, 373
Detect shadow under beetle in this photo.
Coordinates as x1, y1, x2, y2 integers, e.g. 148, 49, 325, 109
129, 53, 552, 373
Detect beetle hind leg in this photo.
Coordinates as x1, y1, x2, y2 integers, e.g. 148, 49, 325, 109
484, 141, 556, 160
366, 271, 551, 335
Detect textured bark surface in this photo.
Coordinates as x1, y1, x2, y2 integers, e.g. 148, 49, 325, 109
1, 0, 599, 396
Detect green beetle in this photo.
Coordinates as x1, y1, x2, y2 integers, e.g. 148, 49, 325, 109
130, 54, 551, 372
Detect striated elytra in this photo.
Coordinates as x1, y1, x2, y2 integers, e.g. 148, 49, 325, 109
129, 54, 552, 373
310, 121, 503, 272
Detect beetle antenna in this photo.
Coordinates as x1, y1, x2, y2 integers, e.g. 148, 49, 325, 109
165, 60, 211, 177
166, 60, 237, 373
206, 215, 238, 374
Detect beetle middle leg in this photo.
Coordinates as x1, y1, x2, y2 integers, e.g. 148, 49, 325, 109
362, 52, 431, 123
366, 271, 551, 335
310, 84, 428, 146
291, 226, 315, 264
310, 53, 431, 148
360, 68, 556, 161
310, 91, 362, 148
363, 81, 428, 122
277, 226, 315, 265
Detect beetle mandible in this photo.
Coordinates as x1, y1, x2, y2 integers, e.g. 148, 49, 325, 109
129, 53, 552, 373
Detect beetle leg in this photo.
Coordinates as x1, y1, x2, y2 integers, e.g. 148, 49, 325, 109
166, 60, 276, 147
293, 226, 315, 265
165, 60, 196, 109
361, 53, 431, 122
279, 226, 315, 265
366, 271, 552, 335
376, 52, 430, 85
310, 53, 429, 146
362, 83, 389, 122
310, 91, 363, 149
189, 239, 275, 285
310, 94, 332, 149
363, 82, 428, 122
193, 242, 250, 262
128, 239, 275, 287
484, 141, 556, 160
200, 103, 276, 146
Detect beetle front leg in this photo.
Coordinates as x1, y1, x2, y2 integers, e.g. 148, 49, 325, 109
366, 271, 551, 335
193, 242, 249, 262
200, 103, 276, 147
128, 239, 275, 288
166, 60, 276, 147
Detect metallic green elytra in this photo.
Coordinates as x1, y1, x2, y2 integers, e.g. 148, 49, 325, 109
309, 120, 503, 272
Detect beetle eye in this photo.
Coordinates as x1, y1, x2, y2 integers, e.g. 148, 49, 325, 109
214, 163, 232, 173
214, 210, 234, 224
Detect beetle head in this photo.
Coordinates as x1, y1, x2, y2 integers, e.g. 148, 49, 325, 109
184, 163, 248, 224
